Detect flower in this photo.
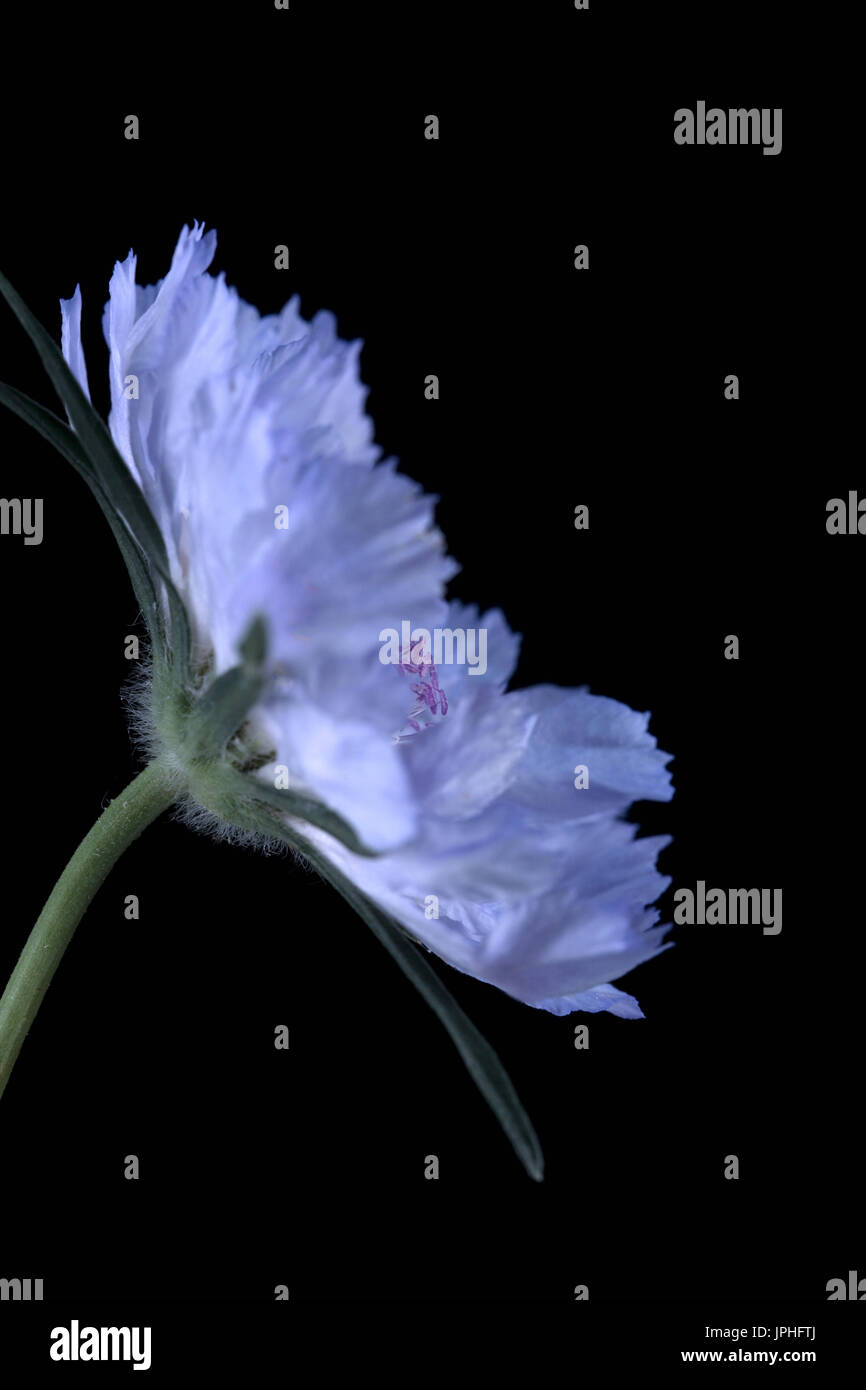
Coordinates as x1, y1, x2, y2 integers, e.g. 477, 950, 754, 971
61, 222, 674, 1019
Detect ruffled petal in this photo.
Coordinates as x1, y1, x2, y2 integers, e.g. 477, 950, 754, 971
531, 982, 647, 1019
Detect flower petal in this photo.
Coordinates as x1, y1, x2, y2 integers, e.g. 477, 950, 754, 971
59, 285, 91, 402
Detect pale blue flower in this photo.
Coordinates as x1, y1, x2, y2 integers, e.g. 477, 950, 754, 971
61, 222, 674, 1019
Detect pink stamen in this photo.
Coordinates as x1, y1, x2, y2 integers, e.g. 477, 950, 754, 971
394, 646, 448, 739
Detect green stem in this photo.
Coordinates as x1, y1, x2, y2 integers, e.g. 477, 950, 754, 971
0, 759, 179, 1100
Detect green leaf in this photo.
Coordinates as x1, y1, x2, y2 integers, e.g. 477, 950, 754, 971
0, 268, 191, 679
218, 798, 544, 1182
0, 381, 163, 648
0, 381, 95, 480
309, 850, 546, 1183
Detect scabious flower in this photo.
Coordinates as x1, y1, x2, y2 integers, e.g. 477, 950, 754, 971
59, 222, 674, 1020
0, 224, 677, 1174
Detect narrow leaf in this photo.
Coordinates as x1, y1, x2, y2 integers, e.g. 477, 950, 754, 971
0, 269, 190, 677
313, 853, 545, 1182
224, 799, 544, 1181
0, 380, 163, 647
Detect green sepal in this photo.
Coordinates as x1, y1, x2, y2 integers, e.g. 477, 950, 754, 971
205, 763, 381, 860
238, 614, 267, 667
184, 619, 268, 762
0, 268, 191, 681
163, 612, 377, 856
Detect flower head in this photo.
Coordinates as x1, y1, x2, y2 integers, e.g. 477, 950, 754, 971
60, 222, 674, 1018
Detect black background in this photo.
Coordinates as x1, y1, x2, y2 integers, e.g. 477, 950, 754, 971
0, 0, 860, 1364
